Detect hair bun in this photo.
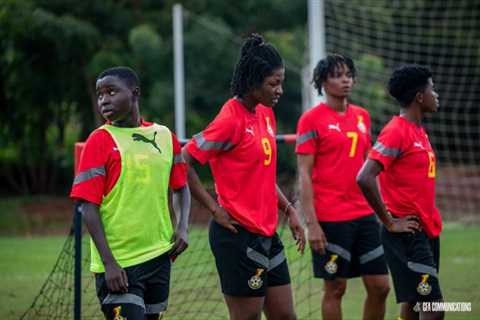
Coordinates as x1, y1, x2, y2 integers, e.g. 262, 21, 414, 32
240, 33, 264, 57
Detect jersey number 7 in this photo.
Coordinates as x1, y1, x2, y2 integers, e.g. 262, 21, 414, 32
346, 131, 358, 158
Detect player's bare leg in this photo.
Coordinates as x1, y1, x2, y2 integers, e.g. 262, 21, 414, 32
322, 278, 347, 320
400, 302, 419, 320
263, 284, 296, 320
224, 295, 264, 320
362, 274, 390, 320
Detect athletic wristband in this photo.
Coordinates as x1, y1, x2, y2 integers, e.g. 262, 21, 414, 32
284, 202, 293, 216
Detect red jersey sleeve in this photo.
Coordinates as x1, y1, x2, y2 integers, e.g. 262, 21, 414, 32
185, 113, 242, 164
169, 133, 187, 190
369, 122, 403, 171
70, 129, 114, 205
295, 111, 317, 154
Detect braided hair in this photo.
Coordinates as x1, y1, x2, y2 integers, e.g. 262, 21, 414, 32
230, 34, 283, 97
312, 53, 356, 96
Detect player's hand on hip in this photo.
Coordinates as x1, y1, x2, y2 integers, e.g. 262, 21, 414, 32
213, 205, 239, 234
169, 229, 189, 260
307, 221, 327, 255
386, 215, 421, 233
287, 209, 306, 254
104, 261, 128, 293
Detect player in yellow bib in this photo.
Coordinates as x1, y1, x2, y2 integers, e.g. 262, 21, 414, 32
70, 66, 190, 320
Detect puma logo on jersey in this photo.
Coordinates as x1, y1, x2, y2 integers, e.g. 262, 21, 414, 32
328, 123, 341, 132
414, 141, 425, 150
245, 127, 255, 136
132, 131, 162, 153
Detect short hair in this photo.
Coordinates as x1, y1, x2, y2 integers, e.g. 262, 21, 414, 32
97, 66, 140, 89
230, 34, 283, 97
387, 64, 432, 107
312, 53, 356, 96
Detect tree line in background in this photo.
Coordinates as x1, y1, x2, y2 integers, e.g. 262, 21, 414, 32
1, 0, 478, 194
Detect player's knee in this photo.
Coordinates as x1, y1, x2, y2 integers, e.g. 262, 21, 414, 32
367, 281, 390, 299
227, 303, 261, 320
232, 312, 261, 320
324, 281, 347, 300
375, 286, 390, 300
281, 312, 297, 320
421, 310, 445, 320
269, 309, 297, 320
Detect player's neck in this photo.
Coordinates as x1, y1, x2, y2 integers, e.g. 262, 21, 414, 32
112, 110, 141, 128
325, 95, 348, 113
400, 106, 423, 125
235, 96, 256, 113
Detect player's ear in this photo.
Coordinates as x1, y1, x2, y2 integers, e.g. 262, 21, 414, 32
415, 91, 424, 104
132, 87, 140, 102
132, 87, 140, 97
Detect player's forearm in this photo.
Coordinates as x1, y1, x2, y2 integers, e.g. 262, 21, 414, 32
298, 171, 317, 226
182, 149, 220, 214
276, 184, 293, 216
80, 201, 117, 266
356, 167, 392, 227
173, 185, 191, 232
188, 165, 220, 212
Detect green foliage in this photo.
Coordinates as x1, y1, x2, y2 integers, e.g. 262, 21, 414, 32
0, 0, 308, 193
0, 0, 102, 193
351, 53, 390, 117
1, 0, 479, 193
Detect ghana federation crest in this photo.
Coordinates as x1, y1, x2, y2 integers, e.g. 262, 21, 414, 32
325, 254, 338, 274
357, 115, 367, 134
248, 268, 265, 289
113, 306, 127, 320
417, 274, 432, 296
265, 117, 275, 137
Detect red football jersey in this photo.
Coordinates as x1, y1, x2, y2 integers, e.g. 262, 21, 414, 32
369, 116, 442, 238
296, 103, 373, 221
70, 120, 187, 205
186, 98, 278, 236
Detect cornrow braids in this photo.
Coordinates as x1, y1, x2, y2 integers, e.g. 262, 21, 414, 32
387, 64, 432, 107
97, 66, 140, 89
312, 53, 356, 96
230, 34, 283, 97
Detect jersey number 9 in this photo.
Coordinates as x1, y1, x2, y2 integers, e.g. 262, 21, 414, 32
261, 138, 272, 166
